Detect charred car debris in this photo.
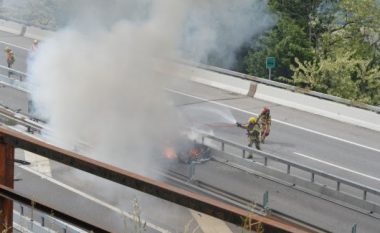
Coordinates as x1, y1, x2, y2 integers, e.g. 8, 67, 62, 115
163, 134, 212, 164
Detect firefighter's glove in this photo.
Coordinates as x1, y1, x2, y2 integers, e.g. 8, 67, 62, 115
236, 122, 242, 127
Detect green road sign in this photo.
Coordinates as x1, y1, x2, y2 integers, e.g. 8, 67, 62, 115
266, 57, 275, 69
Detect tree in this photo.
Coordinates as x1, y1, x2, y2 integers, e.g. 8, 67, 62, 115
292, 53, 380, 104
268, 0, 324, 46
244, 16, 314, 80
292, 0, 380, 105
243, 0, 326, 80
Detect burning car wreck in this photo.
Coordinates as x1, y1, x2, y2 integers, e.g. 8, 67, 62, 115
163, 135, 212, 164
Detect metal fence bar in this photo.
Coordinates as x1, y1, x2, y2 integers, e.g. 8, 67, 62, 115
0, 64, 28, 78
0, 126, 307, 233
200, 133, 380, 201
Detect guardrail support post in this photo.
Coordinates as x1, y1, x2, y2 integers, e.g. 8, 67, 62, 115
363, 190, 367, 200
263, 191, 269, 212
351, 223, 357, 233
311, 173, 315, 183
221, 142, 225, 151
0, 136, 14, 232
286, 165, 290, 174
337, 182, 341, 191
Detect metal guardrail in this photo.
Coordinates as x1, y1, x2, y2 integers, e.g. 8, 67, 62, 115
0, 104, 44, 133
14, 208, 87, 233
199, 133, 380, 205
0, 65, 29, 92
0, 185, 108, 232
0, 126, 313, 233
0, 64, 28, 81
185, 61, 380, 114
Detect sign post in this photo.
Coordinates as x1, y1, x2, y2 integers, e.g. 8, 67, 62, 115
266, 57, 275, 80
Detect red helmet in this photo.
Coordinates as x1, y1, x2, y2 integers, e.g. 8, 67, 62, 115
263, 107, 269, 113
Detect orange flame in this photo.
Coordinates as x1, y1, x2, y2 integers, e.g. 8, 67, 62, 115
190, 147, 201, 157
164, 147, 177, 159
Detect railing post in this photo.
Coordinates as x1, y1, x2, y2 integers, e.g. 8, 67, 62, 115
0, 135, 14, 232
363, 190, 367, 200
286, 164, 291, 174
337, 181, 341, 191
264, 157, 268, 166
311, 173, 315, 183
221, 142, 225, 151
242, 150, 246, 158
41, 216, 45, 227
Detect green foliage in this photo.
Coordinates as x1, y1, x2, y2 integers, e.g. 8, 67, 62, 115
292, 53, 380, 104
243, 0, 380, 105
244, 17, 314, 80
292, 0, 380, 105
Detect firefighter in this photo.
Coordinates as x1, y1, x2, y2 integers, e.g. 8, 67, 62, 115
259, 107, 271, 143
31, 40, 39, 52
236, 117, 262, 158
4, 47, 15, 77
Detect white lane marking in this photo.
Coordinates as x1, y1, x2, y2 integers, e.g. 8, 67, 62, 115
0, 40, 30, 51
293, 152, 380, 182
18, 165, 171, 233
168, 88, 380, 153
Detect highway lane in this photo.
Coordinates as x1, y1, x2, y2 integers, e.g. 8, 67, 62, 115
187, 160, 380, 233
0, 30, 31, 77
13, 158, 183, 233
28, 146, 380, 233
16, 155, 241, 233
168, 81, 380, 190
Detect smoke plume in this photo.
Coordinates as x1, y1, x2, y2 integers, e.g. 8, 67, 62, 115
181, 0, 276, 68
27, 0, 275, 174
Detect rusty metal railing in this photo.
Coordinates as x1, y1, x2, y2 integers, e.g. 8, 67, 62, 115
0, 125, 318, 233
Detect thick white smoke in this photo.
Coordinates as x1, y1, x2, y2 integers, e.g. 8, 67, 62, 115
181, 0, 276, 67
27, 0, 275, 174
28, 0, 187, 172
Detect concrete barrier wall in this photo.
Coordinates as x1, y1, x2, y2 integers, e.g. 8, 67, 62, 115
190, 68, 251, 95
0, 19, 23, 35
24, 26, 53, 40
255, 84, 380, 132
176, 64, 380, 132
